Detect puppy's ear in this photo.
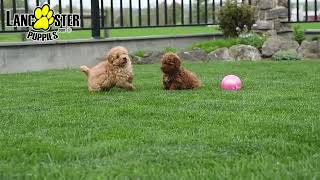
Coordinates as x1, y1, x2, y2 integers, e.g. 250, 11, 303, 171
80, 66, 90, 76
173, 54, 181, 68
105, 52, 114, 64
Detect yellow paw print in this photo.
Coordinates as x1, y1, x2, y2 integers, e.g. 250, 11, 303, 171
33, 4, 55, 31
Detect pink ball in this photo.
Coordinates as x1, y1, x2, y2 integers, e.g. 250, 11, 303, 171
220, 75, 242, 91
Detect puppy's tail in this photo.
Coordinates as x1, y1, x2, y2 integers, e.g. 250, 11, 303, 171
80, 66, 90, 76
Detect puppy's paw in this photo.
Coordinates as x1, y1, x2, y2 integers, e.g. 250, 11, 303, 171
126, 84, 135, 91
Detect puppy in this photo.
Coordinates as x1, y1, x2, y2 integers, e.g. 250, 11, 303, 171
80, 46, 135, 92
80, 61, 109, 92
161, 53, 201, 90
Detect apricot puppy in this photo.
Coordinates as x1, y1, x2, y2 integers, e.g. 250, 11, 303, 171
80, 46, 134, 92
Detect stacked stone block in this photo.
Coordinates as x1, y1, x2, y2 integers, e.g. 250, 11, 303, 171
250, 0, 290, 32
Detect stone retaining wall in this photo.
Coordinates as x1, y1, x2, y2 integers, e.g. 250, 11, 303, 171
251, 0, 290, 32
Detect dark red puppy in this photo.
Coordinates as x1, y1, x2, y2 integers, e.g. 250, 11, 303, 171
161, 53, 201, 90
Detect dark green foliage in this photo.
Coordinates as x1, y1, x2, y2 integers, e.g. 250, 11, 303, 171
311, 36, 320, 41
293, 26, 306, 44
272, 50, 301, 61
217, 0, 255, 37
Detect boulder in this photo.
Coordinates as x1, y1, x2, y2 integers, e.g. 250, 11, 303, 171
143, 51, 164, 63
130, 51, 164, 64
276, 37, 299, 51
262, 36, 299, 57
142, 50, 154, 58
272, 50, 301, 61
229, 45, 262, 61
130, 55, 152, 64
266, 30, 278, 37
298, 41, 320, 59
208, 48, 234, 61
189, 49, 208, 61
178, 49, 208, 61
178, 51, 195, 61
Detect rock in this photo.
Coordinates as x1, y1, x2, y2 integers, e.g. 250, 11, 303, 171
229, 45, 262, 61
178, 51, 194, 60
262, 37, 299, 57
298, 41, 320, 59
268, 7, 288, 19
208, 48, 234, 61
250, 0, 259, 6
276, 37, 300, 52
179, 49, 208, 61
265, 10, 277, 20
254, 20, 273, 30
130, 55, 145, 64
266, 30, 278, 37
257, 10, 267, 20
130, 51, 164, 64
130, 55, 152, 64
273, 19, 282, 31
143, 51, 164, 63
272, 50, 301, 61
190, 49, 208, 61
278, 22, 291, 32
278, 0, 288, 8
258, 0, 274, 10
262, 38, 281, 57
142, 50, 153, 58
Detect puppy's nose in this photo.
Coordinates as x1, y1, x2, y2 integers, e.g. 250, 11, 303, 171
123, 57, 127, 63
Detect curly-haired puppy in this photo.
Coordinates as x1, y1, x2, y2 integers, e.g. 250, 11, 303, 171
80, 46, 134, 92
161, 53, 200, 90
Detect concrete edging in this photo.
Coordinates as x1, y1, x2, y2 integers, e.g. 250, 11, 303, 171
0, 33, 223, 73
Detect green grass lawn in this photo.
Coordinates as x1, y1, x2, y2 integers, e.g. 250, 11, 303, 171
293, 22, 320, 30
0, 61, 319, 179
0, 26, 219, 42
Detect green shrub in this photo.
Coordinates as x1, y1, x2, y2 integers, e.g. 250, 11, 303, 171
311, 36, 320, 41
134, 50, 145, 57
293, 26, 305, 44
272, 50, 301, 61
164, 47, 178, 53
192, 38, 240, 53
217, 0, 255, 37
239, 32, 266, 50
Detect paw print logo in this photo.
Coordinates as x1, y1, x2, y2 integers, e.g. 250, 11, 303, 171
33, 4, 55, 31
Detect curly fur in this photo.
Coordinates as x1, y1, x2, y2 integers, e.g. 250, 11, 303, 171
161, 53, 201, 90
80, 46, 134, 92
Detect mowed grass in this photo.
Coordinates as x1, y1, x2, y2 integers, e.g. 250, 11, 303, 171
293, 22, 320, 30
0, 26, 219, 42
0, 61, 320, 179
